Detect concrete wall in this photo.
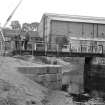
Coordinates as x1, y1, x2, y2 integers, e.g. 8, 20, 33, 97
62, 64, 84, 94
18, 65, 62, 90
62, 57, 85, 94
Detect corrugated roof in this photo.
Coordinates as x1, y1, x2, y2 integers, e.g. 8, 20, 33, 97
44, 13, 105, 24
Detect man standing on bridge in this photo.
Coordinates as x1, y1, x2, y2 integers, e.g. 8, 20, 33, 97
14, 34, 21, 50
23, 31, 30, 50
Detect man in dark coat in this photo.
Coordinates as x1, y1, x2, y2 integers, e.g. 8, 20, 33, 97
24, 31, 30, 50
14, 34, 21, 50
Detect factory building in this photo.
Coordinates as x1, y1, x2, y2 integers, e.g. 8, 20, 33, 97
38, 13, 105, 39
38, 13, 105, 51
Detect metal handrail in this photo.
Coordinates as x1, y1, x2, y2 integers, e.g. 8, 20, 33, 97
3, 40, 105, 56
29, 42, 104, 54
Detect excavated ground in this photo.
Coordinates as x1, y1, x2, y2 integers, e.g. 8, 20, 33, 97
0, 56, 74, 105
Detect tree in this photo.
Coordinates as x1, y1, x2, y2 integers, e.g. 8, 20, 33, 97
10, 20, 21, 30
30, 22, 39, 31
22, 22, 39, 32
22, 23, 30, 32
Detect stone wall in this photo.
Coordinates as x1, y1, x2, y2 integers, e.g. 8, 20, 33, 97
18, 65, 62, 90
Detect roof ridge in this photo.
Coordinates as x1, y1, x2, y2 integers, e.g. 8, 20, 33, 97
44, 13, 105, 21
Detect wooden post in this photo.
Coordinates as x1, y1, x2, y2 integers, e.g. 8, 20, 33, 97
32, 42, 34, 56
57, 44, 59, 52
101, 45, 103, 54
81, 44, 83, 53
45, 42, 47, 56
34, 43, 36, 51
69, 43, 71, 52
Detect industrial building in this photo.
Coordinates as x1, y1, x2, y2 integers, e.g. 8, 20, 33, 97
38, 13, 105, 51
38, 13, 105, 40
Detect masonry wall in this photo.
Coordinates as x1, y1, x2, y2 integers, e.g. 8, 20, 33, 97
18, 65, 62, 90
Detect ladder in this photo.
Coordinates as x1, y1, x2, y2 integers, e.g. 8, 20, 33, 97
0, 28, 6, 56
0, 0, 23, 56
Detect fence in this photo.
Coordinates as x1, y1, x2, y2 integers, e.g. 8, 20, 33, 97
0, 40, 105, 56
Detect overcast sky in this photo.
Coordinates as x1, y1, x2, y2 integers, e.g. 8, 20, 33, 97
0, 0, 105, 27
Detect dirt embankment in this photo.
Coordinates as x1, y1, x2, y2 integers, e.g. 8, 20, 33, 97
0, 56, 48, 105
0, 56, 74, 105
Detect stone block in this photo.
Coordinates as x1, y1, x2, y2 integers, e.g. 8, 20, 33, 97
18, 66, 48, 75
46, 67, 62, 74
44, 74, 58, 82
18, 67, 38, 74
37, 67, 48, 75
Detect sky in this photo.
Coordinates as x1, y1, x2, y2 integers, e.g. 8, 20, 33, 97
0, 0, 105, 27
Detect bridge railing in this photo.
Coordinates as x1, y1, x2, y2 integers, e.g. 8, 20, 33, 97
2, 40, 105, 55
62, 44, 103, 54
32, 42, 104, 54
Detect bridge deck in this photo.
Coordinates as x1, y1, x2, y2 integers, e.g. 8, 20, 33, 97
11, 50, 105, 57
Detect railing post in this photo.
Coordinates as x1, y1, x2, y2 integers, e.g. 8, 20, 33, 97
92, 45, 94, 53
101, 45, 103, 54
57, 44, 59, 52
19, 40, 21, 55
102, 45, 104, 54
45, 42, 47, 56
81, 44, 82, 53
34, 42, 37, 56
69, 43, 71, 52
34, 43, 36, 51
56, 44, 59, 57
32, 42, 34, 56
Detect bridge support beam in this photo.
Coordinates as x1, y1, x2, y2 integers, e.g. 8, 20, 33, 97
84, 57, 93, 93
84, 56, 105, 96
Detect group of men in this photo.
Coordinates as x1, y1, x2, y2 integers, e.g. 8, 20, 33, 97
14, 31, 30, 50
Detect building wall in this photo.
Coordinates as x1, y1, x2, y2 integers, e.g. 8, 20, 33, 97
50, 20, 105, 43
38, 16, 44, 40
98, 24, 105, 38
